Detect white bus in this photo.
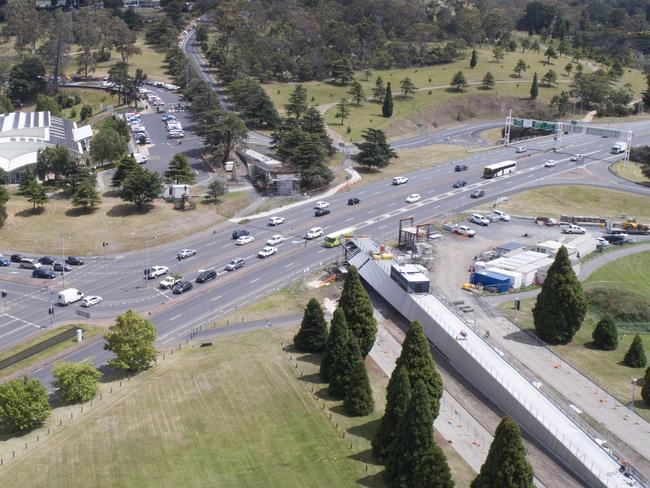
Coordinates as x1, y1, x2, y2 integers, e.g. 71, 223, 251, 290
483, 160, 517, 178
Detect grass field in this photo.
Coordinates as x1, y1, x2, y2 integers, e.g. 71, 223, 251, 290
610, 161, 650, 185
584, 250, 650, 302
0, 187, 254, 255
493, 186, 650, 220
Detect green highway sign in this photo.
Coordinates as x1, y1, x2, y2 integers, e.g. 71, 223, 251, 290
511, 118, 555, 131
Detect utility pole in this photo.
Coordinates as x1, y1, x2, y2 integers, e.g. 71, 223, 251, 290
102, 212, 109, 260
504, 109, 512, 146
61, 233, 65, 288
145, 239, 149, 289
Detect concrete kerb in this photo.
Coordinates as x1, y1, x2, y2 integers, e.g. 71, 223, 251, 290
228, 167, 362, 223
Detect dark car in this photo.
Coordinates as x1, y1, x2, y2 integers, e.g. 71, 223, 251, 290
0, 256, 9, 267
39, 256, 57, 265
172, 281, 193, 294
66, 256, 85, 265
53, 261, 72, 272
232, 229, 250, 239
347, 198, 360, 205
196, 269, 217, 283
454, 164, 468, 172
452, 180, 467, 188
470, 190, 486, 199
10, 254, 24, 263
225, 258, 245, 271
315, 208, 331, 217
32, 269, 56, 279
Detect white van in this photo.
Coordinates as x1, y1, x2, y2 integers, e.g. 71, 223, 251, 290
19, 258, 41, 269
58, 288, 84, 306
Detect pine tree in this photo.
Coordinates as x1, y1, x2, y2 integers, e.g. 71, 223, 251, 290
623, 335, 647, 368
386, 380, 434, 487
294, 298, 328, 353
349, 80, 365, 106
395, 320, 443, 419
413, 444, 455, 488
532, 246, 586, 344
320, 308, 349, 382
399, 77, 416, 98
164, 153, 195, 184
470, 49, 478, 68
450, 71, 468, 92
641, 366, 650, 405
25, 180, 48, 210
71, 178, 101, 212
471, 417, 534, 488
330, 333, 360, 399
530, 72, 539, 100
513, 59, 528, 78
481, 72, 495, 90
111, 154, 139, 188
382, 82, 393, 117
343, 341, 374, 416
372, 367, 411, 462
642, 75, 650, 110
285, 84, 308, 118
592, 315, 618, 351
18, 168, 36, 195
338, 266, 377, 357
335, 98, 351, 125
373, 76, 386, 103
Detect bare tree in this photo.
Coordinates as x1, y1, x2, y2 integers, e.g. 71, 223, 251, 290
39, 10, 74, 93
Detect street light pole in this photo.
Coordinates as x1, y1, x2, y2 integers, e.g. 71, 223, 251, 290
632, 378, 637, 413
61, 233, 65, 288
145, 239, 149, 289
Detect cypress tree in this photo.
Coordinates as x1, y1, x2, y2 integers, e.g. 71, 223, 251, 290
413, 444, 455, 488
330, 333, 360, 399
623, 335, 647, 368
294, 298, 329, 352
530, 72, 539, 100
382, 82, 393, 118
372, 367, 411, 462
338, 266, 377, 357
592, 314, 618, 351
343, 342, 374, 416
470, 49, 478, 69
641, 366, 650, 405
386, 379, 433, 487
395, 321, 443, 419
471, 417, 534, 488
319, 308, 349, 382
642, 75, 650, 110
532, 246, 587, 345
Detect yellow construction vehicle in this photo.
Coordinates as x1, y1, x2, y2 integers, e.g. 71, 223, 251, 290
622, 220, 649, 232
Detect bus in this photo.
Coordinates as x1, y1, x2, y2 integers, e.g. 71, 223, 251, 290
483, 160, 517, 178
323, 228, 354, 248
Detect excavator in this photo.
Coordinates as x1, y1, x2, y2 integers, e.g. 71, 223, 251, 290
622, 220, 650, 232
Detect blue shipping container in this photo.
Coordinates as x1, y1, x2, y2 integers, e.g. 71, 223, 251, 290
470, 270, 511, 293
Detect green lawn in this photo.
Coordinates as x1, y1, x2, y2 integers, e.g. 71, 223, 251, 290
610, 161, 650, 185
59, 88, 121, 123
584, 251, 650, 302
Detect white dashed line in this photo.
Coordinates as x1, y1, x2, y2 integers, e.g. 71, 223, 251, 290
169, 314, 182, 321
249, 278, 259, 284
211, 295, 223, 302
285, 262, 295, 268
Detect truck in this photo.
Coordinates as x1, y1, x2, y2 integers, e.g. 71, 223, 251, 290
611, 142, 627, 154
58, 288, 84, 306
622, 220, 649, 232
560, 223, 586, 234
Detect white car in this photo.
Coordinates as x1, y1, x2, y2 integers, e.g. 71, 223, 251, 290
258, 246, 278, 258
570, 154, 582, 161
454, 225, 476, 237
269, 216, 285, 226
561, 224, 586, 234
544, 159, 557, 167
236, 235, 255, 245
134, 153, 147, 164
147, 265, 169, 278
596, 237, 610, 247
159, 276, 181, 289
491, 210, 511, 222
267, 234, 284, 246
515, 146, 527, 153
314, 201, 329, 210
304, 227, 323, 239
81, 295, 102, 307
406, 193, 421, 203
177, 249, 196, 259
469, 213, 489, 226
392, 176, 408, 185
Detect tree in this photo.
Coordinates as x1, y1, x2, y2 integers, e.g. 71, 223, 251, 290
386, 380, 434, 487
207, 179, 227, 203
471, 417, 534, 488
330, 330, 362, 400
25, 180, 48, 211
35, 95, 61, 116
564, 63, 573, 78
195, 23, 209, 47
320, 308, 349, 382
330, 57, 354, 85
120, 166, 163, 211
400, 77, 416, 98
558, 39, 571, 57
39, 10, 74, 94
372, 367, 411, 462
550, 91, 571, 116
349, 80, 365, 106
36, 145, 76, 182
71, 179, 101, 212
202, 110, 249, 162
355, 128, 398, 172
90, 127, 128, 165
294, 298, 328, 353
18, 169, 36, 196
373, 76, 386, 103
0, 376, 50, 433
530, 72, 539, 100
111, 17, 141, 63
482, 72, 496, 90
343, 341, 374, 416
104, 310, 157, 372
592, 315, 618, 351
521, 38, 531, 53
470, 49, 478, 68
642, 76, 650, 110
164, 154, 196, 184
0, 185, 8, 228
451, 71, 468, 92
544, 46, 557, 64
8, 56, 47, 103
532, 246, 587, 344
52, 362, 102, 404
641, 367, 650, 405
492, 46, 504, 62
531, 40, 541, 54
382, 82, 393, 117
112, 154, 139, 188
335, 98, 351, 125
513, 59, 528, 78
108, 61, 133, 105
338, 266, 377, 357
413, 444, 455, 488
286, 84, 308, 118
623, 335, 647, 368
2, 0, 44, 57
542, 69, 557, 87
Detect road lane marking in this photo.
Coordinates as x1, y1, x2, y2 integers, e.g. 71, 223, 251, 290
345, 217, 354, 222
250, 278, 259, 284
169, 314, 182, 321
285, 262, 295, 268
211, 295, 223, 302
154, 288, 173, 301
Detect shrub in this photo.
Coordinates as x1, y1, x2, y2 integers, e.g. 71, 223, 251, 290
587, 288, 650, 324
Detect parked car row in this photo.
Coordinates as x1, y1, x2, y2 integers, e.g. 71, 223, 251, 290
164, 114, 184, 138
125, 112, 150, 145
0, 254, 83, 273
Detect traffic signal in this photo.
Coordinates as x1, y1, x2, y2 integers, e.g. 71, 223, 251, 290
1, 291, 6, 298
144, 268, 149, 275
515, 298, 521, 311
48, 306, 54, 315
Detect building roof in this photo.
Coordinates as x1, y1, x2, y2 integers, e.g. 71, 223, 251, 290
496, 241, 526, 252
391, 263, 429, 283
0, 111, 91, 173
